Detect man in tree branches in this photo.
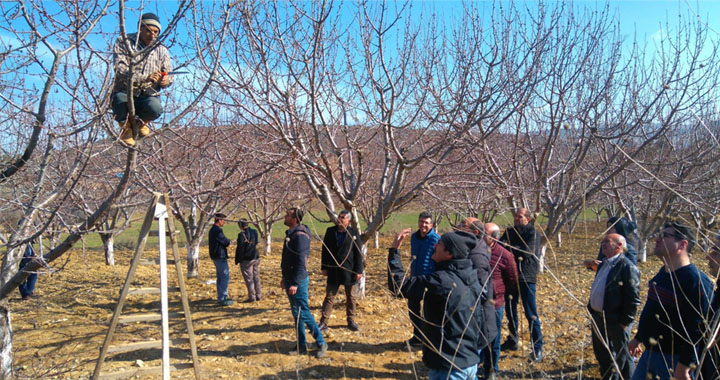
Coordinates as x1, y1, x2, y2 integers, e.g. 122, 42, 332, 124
112, 12, 173, 146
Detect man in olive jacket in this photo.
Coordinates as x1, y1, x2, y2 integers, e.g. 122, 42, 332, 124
319, 210, 364, 332
588, 233, 641, 380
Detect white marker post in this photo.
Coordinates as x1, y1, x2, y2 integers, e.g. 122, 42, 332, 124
154, 201, 170, 380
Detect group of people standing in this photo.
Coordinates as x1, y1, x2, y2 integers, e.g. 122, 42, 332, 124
208, 205, 720, 380
585, 219, 720, 380
388, 209, 543, 380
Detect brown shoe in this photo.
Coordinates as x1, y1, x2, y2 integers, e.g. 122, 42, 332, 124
138, 122, 151, 137
120, 122, 135, 146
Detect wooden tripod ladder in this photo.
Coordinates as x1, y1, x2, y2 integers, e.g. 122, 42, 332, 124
93, 193, 201, 379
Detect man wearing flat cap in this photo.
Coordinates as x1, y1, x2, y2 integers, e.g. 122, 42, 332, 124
388, 229, 486, 380
112, 12, 174, 146
209, 213, 234, 306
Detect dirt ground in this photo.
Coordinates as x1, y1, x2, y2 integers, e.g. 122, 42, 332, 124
11, 224, 675, 379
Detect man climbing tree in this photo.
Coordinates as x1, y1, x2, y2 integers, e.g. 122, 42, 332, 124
112, 12, 173, 146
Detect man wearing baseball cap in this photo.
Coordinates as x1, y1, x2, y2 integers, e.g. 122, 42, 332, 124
112, 12, 174, 146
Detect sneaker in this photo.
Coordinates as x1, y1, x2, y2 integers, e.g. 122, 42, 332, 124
315, 342, 328, 358
530, 349, 543, 362
318, 322, 329, 332
500, 339, 519, 351
218, 299, 235, 306
347, 320, 359, 332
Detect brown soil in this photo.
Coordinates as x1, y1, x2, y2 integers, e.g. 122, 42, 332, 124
12, 224, 684, 379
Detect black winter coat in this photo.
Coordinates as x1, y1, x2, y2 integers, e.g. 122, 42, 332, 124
388, 248, 482, 371
321, 226, 364, 286
209, 224, 230, 260
587, 254, 641, 326
500, 224, 540, 284
467, 243, 498, 350
235, 228, 259, 264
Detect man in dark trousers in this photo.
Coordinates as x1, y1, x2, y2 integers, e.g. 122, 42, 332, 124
459, 217, 499, 370
112, 12, 173, 146
629, 222, 713, 380
703, 232, 720, 379
588, 233, 641, 380
18, 240, 39, 300
319, 210, 364, 332
235, 219, 261, 303
500, 207, 544, 362
388, 229, 485, 380
209, 213, 234, 306
481, 222, 518, 380
281, 208, 327, 358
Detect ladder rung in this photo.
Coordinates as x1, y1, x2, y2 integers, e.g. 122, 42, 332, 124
118, 312, 182, 323
138, 258, 176, 266
128, 287, 181, 295
97, 362, 194, 379
107, 338, 190, 354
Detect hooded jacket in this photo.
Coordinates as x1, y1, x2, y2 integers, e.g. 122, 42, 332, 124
281, 224, 311, 287
388, 249, 483, 371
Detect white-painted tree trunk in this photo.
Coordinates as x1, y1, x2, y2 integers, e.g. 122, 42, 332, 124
555, 232, 562, 247
186, 242, 200, 278
538, 243, 547, 274
264, 233, 272, 256
0, 301, 13, 379
638, 239, 648, 263
352, 244, 368, 299
101, 234, 115, 266
374, 231, 379, 249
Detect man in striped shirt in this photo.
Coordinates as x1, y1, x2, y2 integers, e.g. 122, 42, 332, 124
112, 12, 173, 146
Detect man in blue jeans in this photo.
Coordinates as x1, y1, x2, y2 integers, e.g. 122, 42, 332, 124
281, 208, 327, 358
209, 213, 234, 306
19, 241, 39, 300
500, 208, 543, 362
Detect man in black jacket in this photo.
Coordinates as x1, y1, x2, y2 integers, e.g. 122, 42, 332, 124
588, 233, 641, 380
281, 208, 327, 358
388, 230, 485, 380
209, 213, 233, 306
500, 207, 543, 361
319, 210, 364, 332
235, 219, 261, 302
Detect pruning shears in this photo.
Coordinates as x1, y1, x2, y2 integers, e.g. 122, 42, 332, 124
161, 70, 189, 76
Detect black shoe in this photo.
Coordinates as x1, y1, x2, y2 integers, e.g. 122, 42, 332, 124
318, 322, 329, 332
500, 339, 518, 351
530, 349, 543, 362
241, 298, 256, 303
347, 320, 359, 331
404, 337, 423, 350
218, 299, 235, 306
289, 344, 308, 355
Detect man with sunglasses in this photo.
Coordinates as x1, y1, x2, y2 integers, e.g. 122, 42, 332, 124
629, 222, 714, 380
112, 12, 173, 146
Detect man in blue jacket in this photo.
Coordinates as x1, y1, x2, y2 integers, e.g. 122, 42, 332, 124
281, 208, 327, 358
388, 230, 484, 380
629, 222, 713, 380
209, 213, 234, 306
404, 211, 440, 348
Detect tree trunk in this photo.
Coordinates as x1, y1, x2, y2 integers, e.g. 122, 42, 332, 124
638, 239, 648, 263
555, 232, 562, 247
538, 243, 547, 274
374, 231, 379, 249
187, 242, 200, 278
0, 301, 13, 379
264, 233, 272, 256
100, 233, 115, 266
